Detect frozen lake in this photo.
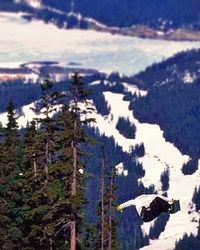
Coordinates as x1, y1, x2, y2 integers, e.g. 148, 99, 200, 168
1, 12, 200, 75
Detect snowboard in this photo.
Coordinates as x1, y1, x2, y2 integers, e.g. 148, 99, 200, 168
169, 200, 180, 214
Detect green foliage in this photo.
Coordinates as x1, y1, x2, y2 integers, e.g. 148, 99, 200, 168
116, 116, 136, 139
47, 180, 64, 201
192, 186, 200, 212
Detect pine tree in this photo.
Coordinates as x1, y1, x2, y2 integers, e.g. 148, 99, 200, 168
0, 100, 22, 249
160, 168, 170, 191
192, 186, 200, 212
5, 99, 18, 146
68, 72, 95, 250
97, 146, 119, 250
16, 76, 62, 249
106, 168, 119, 250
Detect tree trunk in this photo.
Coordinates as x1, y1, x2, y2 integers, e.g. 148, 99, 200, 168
71, 140, 77, 195
44, 141, 49, 187
33, 153, 37, 180
108, 169, 114, 250
70, 114, 77, 250
50, 238, 53, 250
70, 220, 76, 250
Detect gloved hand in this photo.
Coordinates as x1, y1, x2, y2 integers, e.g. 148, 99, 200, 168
117, 204, 123, 212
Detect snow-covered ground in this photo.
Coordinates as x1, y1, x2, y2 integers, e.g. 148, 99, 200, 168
88, 88, 199, 250
0, 102, 60, 127
0, 82, 199, 249
1, 12, 200, 75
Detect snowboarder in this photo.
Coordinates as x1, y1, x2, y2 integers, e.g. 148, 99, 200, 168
117, 194, 180, 222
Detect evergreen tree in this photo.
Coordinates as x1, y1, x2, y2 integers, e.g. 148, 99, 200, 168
0, 100, 22, 249
106, 168, 119, 250
160, 168, 170, 191
5, 99, 18, 145
116, 116, 136, 139
192, 186, 200, 212
134, 143, 145, 157
182, 158, 198, 175
97, 146, 119, 250
67, 72, 95, 250
15, 76, 62, 249
149, 213, 170, 240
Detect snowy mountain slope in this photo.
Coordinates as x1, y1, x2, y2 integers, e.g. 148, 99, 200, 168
97, 92, 199, 250
0, 102, 61, 128
2, 83, 199, 249
89, 89, 199, 249
12, 0, 200, 37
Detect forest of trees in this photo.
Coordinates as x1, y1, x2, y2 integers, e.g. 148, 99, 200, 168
0, 73, 151, 249
116, 117, 136, 139
0, 73, 96, 249
2, 0, 200, 31
40, 0, 200, 30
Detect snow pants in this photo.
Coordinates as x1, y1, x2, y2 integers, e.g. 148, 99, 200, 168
140, 197, 170, 222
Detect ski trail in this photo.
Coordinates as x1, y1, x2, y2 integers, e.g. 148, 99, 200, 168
100, 91, 199, 250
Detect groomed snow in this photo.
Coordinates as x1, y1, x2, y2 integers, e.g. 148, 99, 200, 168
1, 12, 200, 75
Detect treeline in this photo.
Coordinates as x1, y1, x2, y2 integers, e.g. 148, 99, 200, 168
3, 0, 200, 30
0, 72, 123, 114
43, 0, 200, 29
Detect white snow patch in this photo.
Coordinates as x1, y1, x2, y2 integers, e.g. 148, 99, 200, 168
15, 0, 42, 9
156, 31, 165, 36
89, 80, 101, 86
78, 169, 84, 175
115, 162, 128, 176
123, 82, 148, 96
183, 71, 196, 84
0, 102, 60, 128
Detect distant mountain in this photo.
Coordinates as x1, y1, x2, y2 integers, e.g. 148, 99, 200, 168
42, 0, 200, 31
1, 0, 200, 41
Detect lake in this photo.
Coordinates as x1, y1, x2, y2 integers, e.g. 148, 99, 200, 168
1, 12, 200, 75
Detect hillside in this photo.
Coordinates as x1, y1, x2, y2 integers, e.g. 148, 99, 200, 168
42, 0, 200, 31
0, 73, 200, 249
1, 0, 200, 41
131, 49, 200, 159
0, 8, 200, 249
